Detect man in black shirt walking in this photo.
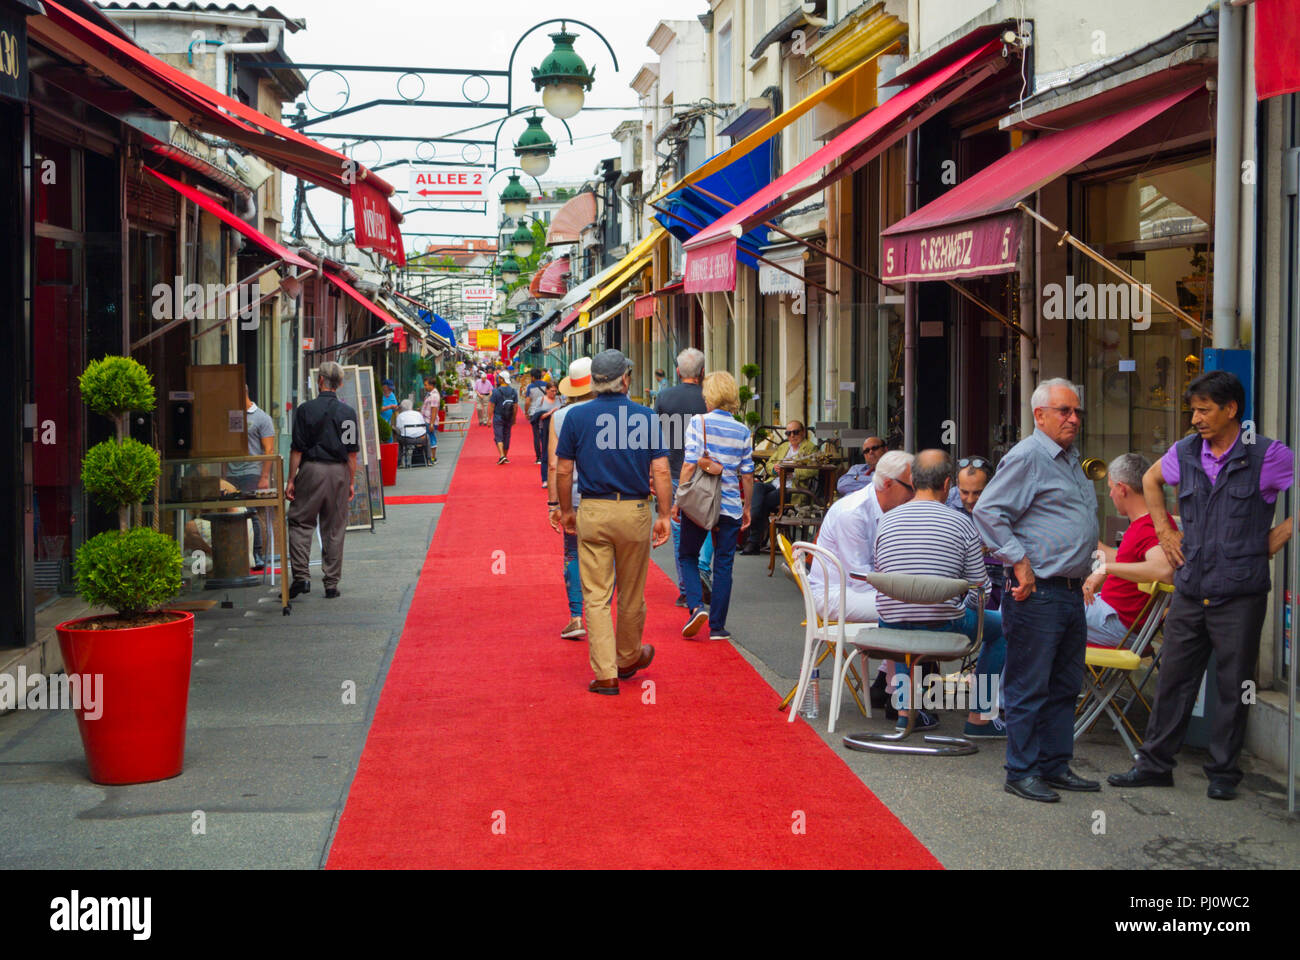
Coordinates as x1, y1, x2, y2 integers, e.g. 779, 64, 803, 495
655, 348, 709, 606
286, 361, 359, 599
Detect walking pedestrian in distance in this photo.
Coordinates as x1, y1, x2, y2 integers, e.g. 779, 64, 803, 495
489, 373, 519, 465
548, 357, 594, 640
973, 377, 1098, 803
228, 382, 276, 570
672, 371, 753, 641
555, 349, 672, 694
1110, 370, 1293, 800
286, 361, 359, 600
533, 383, 562, 487
655, 347, 713, 608
523, 368, 549, 465
473, 369, 494, 425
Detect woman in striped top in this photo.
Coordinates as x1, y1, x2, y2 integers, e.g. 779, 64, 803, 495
672, 371, 754, 641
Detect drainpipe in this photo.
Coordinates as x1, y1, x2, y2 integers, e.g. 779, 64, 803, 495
903, 128, 917, 452
1236, 1, 1256, 348
1212, 0, 1243, 350
102, 10, 283, 98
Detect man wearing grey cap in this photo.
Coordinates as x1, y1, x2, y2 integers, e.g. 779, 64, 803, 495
556, 349, 673, 695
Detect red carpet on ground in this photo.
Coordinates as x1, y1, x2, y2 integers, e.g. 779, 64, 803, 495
384, 494, 449, 505
327, 416, 940, 869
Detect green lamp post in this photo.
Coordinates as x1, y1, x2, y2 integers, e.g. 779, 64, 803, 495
499, 173, 530, 218
513, 114, 557, 178
531, 25, 596, 121
509, 223, 535, 259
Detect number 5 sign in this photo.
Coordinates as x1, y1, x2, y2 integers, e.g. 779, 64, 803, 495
409, 166, 488, 203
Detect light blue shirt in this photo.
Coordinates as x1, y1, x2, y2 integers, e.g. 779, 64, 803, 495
972, 428, 1099, 580
836, 462, 873, 496
682, 410, 754, 519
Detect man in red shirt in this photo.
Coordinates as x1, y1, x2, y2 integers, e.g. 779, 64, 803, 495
1082, 452, 1175, 646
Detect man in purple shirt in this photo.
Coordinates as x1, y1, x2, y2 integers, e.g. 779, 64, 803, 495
1110, 371, 1293, 800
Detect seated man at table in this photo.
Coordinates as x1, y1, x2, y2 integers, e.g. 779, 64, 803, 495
1082, 452, 1176, 646
394, 399, 431, 465
837, 437, 887, 496
742, 421, 819, 554
804, 450, 915, 624
875, 449, 1004, 735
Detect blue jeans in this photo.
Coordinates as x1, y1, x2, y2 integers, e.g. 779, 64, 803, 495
678, 514, 740, 631
886, 607, 1004, 713
670, 478, 712, 592
1000, 580, 1086, 781
563, 529, 582, 617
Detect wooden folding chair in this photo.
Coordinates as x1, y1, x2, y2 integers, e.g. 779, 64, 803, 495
775, 534, 870, 722
1073, 581, 1174, 757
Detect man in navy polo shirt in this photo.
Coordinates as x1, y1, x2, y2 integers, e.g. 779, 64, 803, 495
556, 349, 673, 696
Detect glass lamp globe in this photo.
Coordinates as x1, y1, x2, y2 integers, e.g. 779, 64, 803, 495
519, 152, 551, 177
510, 224, 535, 259
542, 83, 585, 121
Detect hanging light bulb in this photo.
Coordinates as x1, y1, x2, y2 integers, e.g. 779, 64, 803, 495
510, 223, 535, 259
514, 114, 556, 178
531, 26, 595, 121
499, 173, 530, 218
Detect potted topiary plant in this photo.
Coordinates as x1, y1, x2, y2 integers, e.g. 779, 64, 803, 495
55, 356, 191, 785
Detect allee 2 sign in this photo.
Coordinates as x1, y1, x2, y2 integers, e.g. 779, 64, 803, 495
409, 166, 488, 203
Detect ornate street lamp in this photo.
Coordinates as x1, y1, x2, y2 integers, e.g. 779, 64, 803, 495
499, 173, 530, 218
500, 255, 522, 284
531, 25, 596, 121
509, 222, 535, 259
513, 113, 557, 178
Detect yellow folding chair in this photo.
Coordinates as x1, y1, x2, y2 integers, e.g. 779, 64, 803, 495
1073, 581, 1173, 757
776, 534, 870, 722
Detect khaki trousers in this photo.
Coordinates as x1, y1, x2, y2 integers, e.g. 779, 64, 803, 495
576, 497, 652, 680
288, 459, 351, 589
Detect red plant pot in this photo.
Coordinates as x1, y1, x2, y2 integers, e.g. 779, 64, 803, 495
55, 611, 194, 785
437, 407, 447, 432
380, 441, 399, 486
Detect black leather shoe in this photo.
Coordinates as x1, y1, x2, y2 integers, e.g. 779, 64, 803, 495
1107, 766, 1173, 788
289, 581, 310, 599
1005, 776, 1060, 803
324, 588, 340, 599
1043, 769, 1101, 792
1207, 779, 1238, 800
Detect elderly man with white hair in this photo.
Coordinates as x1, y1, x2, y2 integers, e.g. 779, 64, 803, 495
974, 377, 1099, 803
805, 449, 916, 624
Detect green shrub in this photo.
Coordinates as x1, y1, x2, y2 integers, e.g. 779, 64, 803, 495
74, 528, 182, 616
745, 410, 762, 429
81, 438, 160, 510
740, 363, 761, 382
377, 417, 393, 442
738, 385, 753, 404
79, 356, 156, 419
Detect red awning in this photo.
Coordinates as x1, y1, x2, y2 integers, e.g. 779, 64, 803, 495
554, 300, 588, 334
145, 166, 313, 271
683, 39, 1004, 292
324, 273, 399, 331
546, 192, 597, 246
879, 83, 1202, 283
634, 294, 656, 319
651, 280, 685, 297
1256, 0, 1300, 100
534, 257, 570, 297
31, 1, 404, 261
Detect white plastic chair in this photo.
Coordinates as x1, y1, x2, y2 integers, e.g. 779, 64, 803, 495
788, 540, 878, 733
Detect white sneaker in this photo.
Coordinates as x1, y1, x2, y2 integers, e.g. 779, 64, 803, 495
560, 618, 586, 640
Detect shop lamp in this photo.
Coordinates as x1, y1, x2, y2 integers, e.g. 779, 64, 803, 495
531, 27, 595, 121
510, 223, 535, 259
513, 114, 556, 178
499, 173, 530, 218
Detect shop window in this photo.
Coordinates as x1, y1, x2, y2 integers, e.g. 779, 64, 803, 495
1074, 156, 1212, 538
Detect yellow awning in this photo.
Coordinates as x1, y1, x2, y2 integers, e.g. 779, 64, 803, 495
648, 44, 897, 205
581, 295, 636, 333
582, 226, 666, 315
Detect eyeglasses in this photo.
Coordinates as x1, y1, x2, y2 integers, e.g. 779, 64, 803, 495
958, 456, 991, 470
894, 478, 915, 495
1042, 405, 1085, 419
787, 428, 804, 435
864, 444, 886, 453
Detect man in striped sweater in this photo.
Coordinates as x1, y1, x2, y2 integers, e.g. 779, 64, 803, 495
874, 449, 1002, 737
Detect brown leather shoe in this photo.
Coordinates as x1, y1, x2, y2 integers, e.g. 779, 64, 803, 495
617, 644, 655, 680
588, 678, 619, 695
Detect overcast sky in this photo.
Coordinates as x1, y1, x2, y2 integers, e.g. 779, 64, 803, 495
280, 0, 705, 247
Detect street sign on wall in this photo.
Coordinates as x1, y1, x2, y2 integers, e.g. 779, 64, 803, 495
409, 166, 489, 203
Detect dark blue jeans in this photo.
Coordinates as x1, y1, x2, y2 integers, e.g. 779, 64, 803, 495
678, 514, 741, 631
1000, 580, 1086, 781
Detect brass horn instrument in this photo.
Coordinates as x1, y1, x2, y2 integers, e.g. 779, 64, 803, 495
1082, 457, 1108, 481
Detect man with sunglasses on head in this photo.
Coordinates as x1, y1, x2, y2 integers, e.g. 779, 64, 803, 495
973, 378, 1099, 803
743, 421, 818, 555
837, 437, 887, 496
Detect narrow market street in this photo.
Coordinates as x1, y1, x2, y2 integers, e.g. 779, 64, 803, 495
2, 403, 1294, 870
